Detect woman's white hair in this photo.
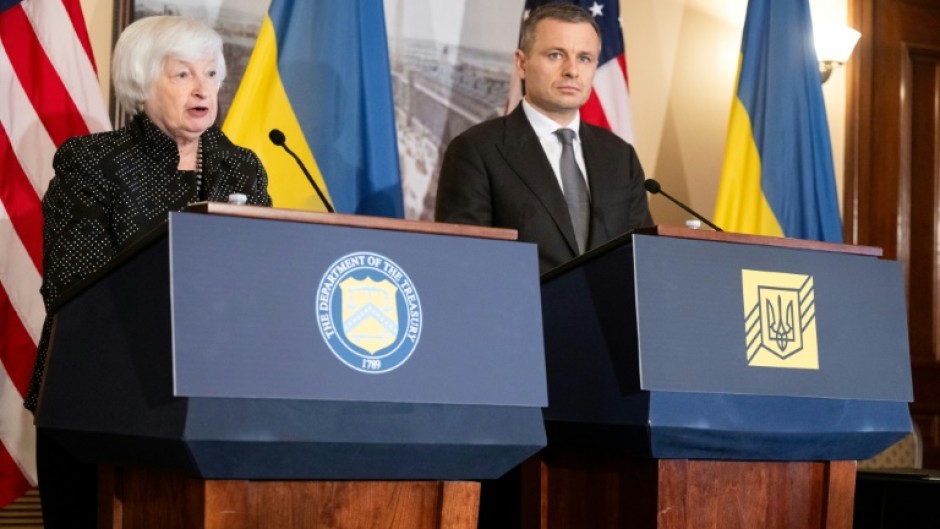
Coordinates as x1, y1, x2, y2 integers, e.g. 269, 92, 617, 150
111, 16, 226, 115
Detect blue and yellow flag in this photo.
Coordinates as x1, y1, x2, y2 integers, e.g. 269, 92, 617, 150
713, 0, 842, 242
223, 0, 403, 217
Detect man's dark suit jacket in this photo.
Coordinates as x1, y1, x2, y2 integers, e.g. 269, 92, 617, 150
435, 104, 653, 274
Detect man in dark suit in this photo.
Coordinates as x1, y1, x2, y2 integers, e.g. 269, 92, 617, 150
436, 3, 652, 275
436, 5, 652, 527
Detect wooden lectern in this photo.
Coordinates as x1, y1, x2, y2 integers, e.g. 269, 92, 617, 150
530, 227, 914, 529
36, 204, 549, 529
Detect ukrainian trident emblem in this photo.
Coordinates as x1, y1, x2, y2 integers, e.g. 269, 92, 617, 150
742, 270, 820, 370
760, 287, 801, 358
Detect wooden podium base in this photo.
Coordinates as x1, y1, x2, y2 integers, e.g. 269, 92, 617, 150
521, 451, 856, 529
99, 467, 480, 529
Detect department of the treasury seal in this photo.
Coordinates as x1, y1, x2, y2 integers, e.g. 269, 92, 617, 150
316, 252, 423, 373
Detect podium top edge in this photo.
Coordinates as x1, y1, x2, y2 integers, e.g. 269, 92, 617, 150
184, 202, 519, 242
635, 225, 883, 257
541, 225, 884, 282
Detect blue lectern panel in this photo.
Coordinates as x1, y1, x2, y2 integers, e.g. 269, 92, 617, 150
169, 212, 547, 407
633, 235, 912, 402
540, 233, 913, 460
39, 218, 546, 479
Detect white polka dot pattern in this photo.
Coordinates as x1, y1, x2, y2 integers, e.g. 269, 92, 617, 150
25, 113, 272, 410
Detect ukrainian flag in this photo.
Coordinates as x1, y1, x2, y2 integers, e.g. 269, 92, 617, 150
223, 0, 403, 217
713, 0, 842, 242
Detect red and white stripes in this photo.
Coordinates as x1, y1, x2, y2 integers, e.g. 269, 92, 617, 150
0, 0, 109, 507
590, 55, 633, 144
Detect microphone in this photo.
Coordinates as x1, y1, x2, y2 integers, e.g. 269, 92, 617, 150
644, 179, 723, 232
268, 129, 335, 213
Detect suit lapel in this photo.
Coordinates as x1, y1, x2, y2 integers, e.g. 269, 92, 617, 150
579, 123, 612, 248
496, 105, 580, 255
579, 123, 610, 199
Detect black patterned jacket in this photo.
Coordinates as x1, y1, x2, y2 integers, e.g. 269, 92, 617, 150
24, 113, 272, 410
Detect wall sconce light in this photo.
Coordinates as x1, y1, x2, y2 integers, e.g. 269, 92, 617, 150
814, 26, 861, 83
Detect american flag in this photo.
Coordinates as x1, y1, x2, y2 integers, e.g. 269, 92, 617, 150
508, 0, 635, 144
0, 0, 109, 506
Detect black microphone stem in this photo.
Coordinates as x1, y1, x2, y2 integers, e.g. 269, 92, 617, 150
645, 179, 723, 232
656, 187, 722, 231
278, 140, 335, 213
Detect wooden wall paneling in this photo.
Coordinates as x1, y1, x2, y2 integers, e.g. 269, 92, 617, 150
848, 0, 940, 467
844, 0, 872, 243
906, 48, 940, 366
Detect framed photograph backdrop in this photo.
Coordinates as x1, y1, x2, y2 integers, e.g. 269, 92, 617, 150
110, 0, 267, 127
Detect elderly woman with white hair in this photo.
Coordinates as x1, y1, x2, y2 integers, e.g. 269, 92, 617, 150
27, 15, 271, 527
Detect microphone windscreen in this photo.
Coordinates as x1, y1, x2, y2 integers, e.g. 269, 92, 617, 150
643, 179, 661, 194
268, 128, 286, 146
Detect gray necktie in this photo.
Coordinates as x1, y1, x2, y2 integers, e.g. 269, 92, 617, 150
555, 128, 590, 253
